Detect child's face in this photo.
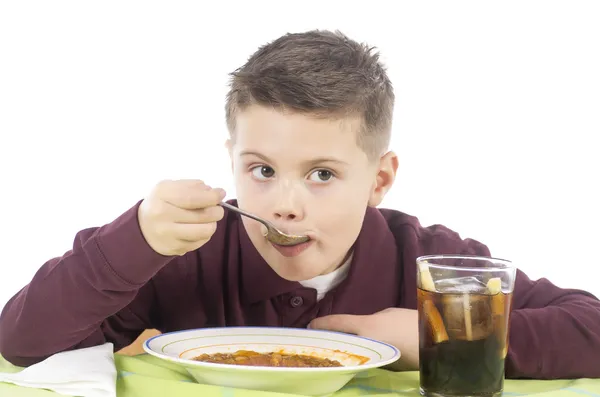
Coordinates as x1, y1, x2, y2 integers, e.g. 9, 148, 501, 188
227, 105, 397, 281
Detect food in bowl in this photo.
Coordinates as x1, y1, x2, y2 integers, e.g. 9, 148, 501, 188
143, 327, 401, 396
193, 349, 343, 367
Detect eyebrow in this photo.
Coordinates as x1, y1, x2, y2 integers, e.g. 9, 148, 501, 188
239, 150, 350, 167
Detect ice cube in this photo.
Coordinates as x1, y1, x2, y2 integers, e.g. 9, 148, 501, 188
434, 276, 488, 294
441, 293, 494, 341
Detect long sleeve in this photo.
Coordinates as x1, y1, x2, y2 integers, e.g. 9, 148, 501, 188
420, 221, 600, 379
419, 221, 600, 379
505, 269, 600, 379
0, 201, 175, 367
384, 208, 600, 380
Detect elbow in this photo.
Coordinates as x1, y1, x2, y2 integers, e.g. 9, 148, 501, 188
0, 352, 47, 368
0, 314, 47, 367
0, 328, 52, 367
0, 336, 45, 368
507, 303, 600, 379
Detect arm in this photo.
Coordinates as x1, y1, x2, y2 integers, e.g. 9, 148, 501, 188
310, 213, 600, 379
506, 269, 600, 379
417, 222, 600, 379
0, 202, 174, 367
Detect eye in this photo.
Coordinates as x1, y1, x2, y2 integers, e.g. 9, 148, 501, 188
308, 169, 334, 183
251, 165, 275, 180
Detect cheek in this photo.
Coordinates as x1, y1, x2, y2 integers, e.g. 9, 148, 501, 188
313, 181, 371, 217
314, 196, 366, 237
310, 183, 370, 239
316, 210, 364, 260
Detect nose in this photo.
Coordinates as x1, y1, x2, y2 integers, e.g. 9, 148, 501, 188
273, 199, 304, 221
272, 183, 305, 222
274, 206, 300, 221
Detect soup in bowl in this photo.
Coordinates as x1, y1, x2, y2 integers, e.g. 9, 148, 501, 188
143, 326, 400, 396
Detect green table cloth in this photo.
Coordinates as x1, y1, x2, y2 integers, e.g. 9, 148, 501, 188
1, 353, 599, 396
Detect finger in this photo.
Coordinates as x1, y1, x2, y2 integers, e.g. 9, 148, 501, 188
172, 222, 218, 242
308, 314, 366, 335
166, 203, 225, 224
157, 180, 226, 210
156, 179, 209, 193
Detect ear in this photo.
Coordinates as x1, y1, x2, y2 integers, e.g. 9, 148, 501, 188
368, 150, 398, 207
225, 139, 234, 173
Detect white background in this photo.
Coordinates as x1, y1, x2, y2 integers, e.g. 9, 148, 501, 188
0, 1, 598, 312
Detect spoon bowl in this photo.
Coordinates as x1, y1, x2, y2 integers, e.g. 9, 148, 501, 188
219, 202, 310, 247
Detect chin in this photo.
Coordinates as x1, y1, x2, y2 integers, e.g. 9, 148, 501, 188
263, 253, 321, 281
270, 265, 320, 282
252, 236, 331, 281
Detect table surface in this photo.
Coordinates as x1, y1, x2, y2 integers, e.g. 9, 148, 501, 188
1, 353, 600, 397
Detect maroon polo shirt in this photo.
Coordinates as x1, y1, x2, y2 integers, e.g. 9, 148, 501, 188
1, 200, 600, 380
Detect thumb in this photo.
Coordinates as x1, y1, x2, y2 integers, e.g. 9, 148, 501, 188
308, 314, 366, 335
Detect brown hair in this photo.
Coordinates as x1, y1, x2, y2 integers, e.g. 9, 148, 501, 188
225, 29, 395, 160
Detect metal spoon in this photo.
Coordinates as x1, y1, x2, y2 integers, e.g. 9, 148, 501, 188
219, 202, 310, 246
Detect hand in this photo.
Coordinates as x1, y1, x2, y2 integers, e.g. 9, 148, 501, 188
308, 308, 420, 371
138, 179, 226, 256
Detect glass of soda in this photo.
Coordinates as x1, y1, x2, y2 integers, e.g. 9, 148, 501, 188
416, 255, 516, 397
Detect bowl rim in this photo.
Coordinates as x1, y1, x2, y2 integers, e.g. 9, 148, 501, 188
142, 326, 401, 373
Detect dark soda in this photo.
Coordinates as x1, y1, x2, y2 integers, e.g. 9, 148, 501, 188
418, 284, 512, 397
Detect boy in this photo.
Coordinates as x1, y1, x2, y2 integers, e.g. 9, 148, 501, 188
1, 29, 599, 380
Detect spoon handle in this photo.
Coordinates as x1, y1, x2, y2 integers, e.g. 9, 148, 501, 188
219, 202, 268, 227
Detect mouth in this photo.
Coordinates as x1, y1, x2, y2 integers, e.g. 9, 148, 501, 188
260, 225, 315, 242
270, 239, 314, 258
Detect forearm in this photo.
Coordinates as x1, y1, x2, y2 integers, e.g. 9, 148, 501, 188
0, 203, 172, 366
506, 299, 600, 379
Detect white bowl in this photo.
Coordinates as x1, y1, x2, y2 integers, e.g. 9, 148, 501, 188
143, 326, 400, 396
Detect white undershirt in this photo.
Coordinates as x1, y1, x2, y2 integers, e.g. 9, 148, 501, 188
298, 253, 353, 301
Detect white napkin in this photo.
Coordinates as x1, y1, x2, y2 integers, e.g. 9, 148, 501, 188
0, 343, 117, 397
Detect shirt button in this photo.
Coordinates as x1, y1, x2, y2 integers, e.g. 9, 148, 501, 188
290, 296, 304, 308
